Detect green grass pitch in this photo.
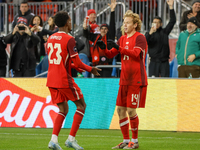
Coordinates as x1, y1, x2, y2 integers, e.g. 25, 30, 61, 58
0, 128, 200, 150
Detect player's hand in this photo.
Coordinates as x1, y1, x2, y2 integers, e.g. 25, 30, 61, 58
96, 40, 106, 50
187, 54, 196, 62
107, 39, 119, 50
91, 67, 101, 76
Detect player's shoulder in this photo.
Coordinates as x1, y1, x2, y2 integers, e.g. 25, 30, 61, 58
136, 32, 146, 39
136, 31, 145, 37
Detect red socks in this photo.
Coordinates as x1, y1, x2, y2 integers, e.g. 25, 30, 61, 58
52, 112, 66, 136
69, 109, 85, 137
130, 114, 139, 139
119, 117, 130, 140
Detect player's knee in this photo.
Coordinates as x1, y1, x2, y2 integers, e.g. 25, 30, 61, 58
127, 109, 136, 117
77, 103, 86, 111
82, 103, 86, 110
127, 110, 133, 116
117, 107, 126, 117
63, 109, 68, 115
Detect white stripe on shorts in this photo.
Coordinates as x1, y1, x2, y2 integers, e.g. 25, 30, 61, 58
73, 87, 80, 100
137, 90, 141, 108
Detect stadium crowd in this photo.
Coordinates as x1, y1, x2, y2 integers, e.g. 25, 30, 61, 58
0, 0, 200, 78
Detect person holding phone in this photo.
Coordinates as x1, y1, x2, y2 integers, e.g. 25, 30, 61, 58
3, 19, 40, 77
145, 0, 176, 77
29, 15, 57, 62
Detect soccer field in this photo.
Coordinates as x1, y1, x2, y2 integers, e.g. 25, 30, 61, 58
0, 128, 200, 150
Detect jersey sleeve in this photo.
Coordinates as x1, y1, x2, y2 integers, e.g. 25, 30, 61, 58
71, 54, 92, 72
119, 35, 147, 58
67, 38, 79, 58
104, 38, 120, 58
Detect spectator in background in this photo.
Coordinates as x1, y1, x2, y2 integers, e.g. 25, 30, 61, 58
75, 8, 100, 77
35, 16, 58, 77
29, 15, 57, 62
179, 0, 200, 31
87, 9, 100, 33
145, 0, 175, 77
48, 16, 58, 32
12, 1, 34, 29
0, 36, 7, 77
176, 17, 200, 78
82, 0, 116, 77
3, 20, 40, 77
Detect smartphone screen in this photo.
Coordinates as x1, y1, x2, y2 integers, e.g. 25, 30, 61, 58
18, 26, 25, 30
151, 23, 156, 29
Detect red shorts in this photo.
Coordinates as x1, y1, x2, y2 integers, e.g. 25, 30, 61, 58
116, 85, 147, 108
48, 84, 83, 104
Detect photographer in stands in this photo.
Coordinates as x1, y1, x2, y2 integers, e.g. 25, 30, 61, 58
3, 19, 40, 77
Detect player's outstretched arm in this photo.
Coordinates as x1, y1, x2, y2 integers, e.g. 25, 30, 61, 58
91, 67, 102, 76
96, 40, 119, 58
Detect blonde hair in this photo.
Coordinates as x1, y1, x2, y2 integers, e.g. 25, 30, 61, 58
123, 10, 142, 31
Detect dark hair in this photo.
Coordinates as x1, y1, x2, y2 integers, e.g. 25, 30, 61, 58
48, 16, 56, 31
153, 16, 162, 23
29, 15, 43, 27
20, 1, 28, 5
54, 11, 69, 27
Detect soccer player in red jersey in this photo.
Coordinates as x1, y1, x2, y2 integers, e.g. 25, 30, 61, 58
47, 11, 101, 150
96, 10, 148, 149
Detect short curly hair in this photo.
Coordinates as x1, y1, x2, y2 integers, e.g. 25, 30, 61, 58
123, 10, 142, 31
54, 11, 70, 28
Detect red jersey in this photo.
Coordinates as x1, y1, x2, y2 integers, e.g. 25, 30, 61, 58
46, 31, 92, 88
105, 32, 148, 86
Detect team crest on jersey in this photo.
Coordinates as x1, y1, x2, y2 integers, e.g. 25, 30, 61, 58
101, 57, 106, 62
73, 46, 77, 53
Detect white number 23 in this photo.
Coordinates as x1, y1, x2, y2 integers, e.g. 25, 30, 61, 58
48, 43, 62, 65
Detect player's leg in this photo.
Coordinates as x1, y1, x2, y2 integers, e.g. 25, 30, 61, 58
124, 86, 147, 149
48, 88, 69, 150
112, 86, 130, 149
69, 97, 86, 139
49, 101, 68, 150
123, 108, 139, 149
65, 86, 85, 150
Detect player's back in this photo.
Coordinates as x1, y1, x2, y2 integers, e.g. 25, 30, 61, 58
46, 31, 74, 88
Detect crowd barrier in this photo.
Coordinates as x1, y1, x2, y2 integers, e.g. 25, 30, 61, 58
0, 78, 200, 132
